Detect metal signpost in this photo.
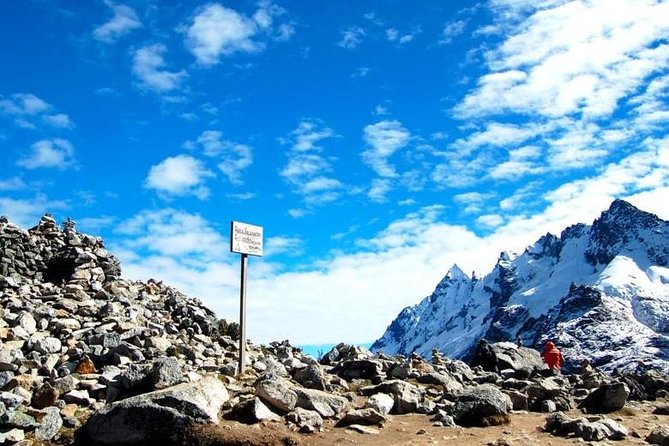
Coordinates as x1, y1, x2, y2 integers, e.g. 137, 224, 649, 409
230, 221, 263, 374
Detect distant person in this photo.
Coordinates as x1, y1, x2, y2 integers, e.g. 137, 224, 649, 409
541, 341, 564, 372
470, 339, 499, 373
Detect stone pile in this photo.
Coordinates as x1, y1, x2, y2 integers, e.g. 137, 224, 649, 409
2, 215, 669, 445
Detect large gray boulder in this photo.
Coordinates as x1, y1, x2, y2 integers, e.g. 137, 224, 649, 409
491, 342, 545, 378
84, 376, 228, 445
294, 387, 349, 417
451, 384, 513, 427
255, 377, 298, 413
578, 382, 629, 413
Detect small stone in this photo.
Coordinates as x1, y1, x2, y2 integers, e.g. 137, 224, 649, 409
31, 382, 59, 409
75, 357, 97, 374
34, 407, 62, 441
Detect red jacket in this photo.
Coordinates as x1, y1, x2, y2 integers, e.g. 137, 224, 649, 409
542, 341, 564, 370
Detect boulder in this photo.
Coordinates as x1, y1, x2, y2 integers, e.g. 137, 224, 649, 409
364, 393, 394, 416
647, 424, 669, 446
292, 363, 327, 390
286, 407, 323, 433
294, 388, 348, 418
337, 408, 387, 426
361, 380, 424, 414
84, 376, 228, 445
578, 382, 629, 413
228, 397, 281, 424
451, 384, 512, 427
255, 378, 297, 413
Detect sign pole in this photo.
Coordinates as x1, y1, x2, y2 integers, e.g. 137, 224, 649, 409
238, 253, 248, 374
230, 220, 263, 375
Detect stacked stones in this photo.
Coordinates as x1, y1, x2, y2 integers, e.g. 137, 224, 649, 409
3, 215, 669, 445
0, 215, 240, 443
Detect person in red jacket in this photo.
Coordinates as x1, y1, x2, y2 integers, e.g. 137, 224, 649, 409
541, 341, 564, 371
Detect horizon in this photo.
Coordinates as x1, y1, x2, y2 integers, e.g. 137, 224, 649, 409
1, 0, 668, 345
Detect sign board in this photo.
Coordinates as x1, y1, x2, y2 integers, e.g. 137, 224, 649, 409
230, 221, 264, 257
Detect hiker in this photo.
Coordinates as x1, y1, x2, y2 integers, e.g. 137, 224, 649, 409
541, 340, 564, 371
470, 339, 499, 373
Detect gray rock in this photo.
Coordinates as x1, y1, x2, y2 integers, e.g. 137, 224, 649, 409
84, 376, 228, 445
337, 408, 387, 426
0, 410, 39, 429
334, 359, 383, 380
347, 424, 379, 435
229, 397, 281, 423
502, 389, 528, 411
294, 387, 348, 418
151, 357, 182, 390
647, 424, 669, 446
0, 428, 25, 443
255, 378, 297, 413
286, 407, 323, 433
34, 406, 63, 441
364, 393, 394, 416
0, 392, 24, 409
361, 380, 423, 414
293, 363, 327, 390
416, 372, 464, 394
541, 399, 557, 413
451, 384, 512, 427
578, 382, 629, 413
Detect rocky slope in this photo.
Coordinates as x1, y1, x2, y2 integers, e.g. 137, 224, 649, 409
372, 200, 669, 373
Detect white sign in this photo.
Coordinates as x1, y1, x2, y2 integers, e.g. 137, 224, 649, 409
230, 221, 264, 257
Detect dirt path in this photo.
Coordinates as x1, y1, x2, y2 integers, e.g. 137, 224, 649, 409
188, 400, 667, 446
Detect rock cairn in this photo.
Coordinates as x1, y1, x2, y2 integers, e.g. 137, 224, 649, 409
2, 215, 669, 445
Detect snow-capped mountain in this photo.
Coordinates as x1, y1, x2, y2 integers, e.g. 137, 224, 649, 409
372, 200, 669, 373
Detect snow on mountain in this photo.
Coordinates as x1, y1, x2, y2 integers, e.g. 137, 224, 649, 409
372, 200, 669, 373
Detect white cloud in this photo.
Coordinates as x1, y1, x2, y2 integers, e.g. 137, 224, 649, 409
0, 93, 73, 130
457, 0, 669, 119
192, 130, 253, 186
476, 214, 504, 228
186, 4, 260, 65
0, 177, 26, 191
132, 44, 186, 93
17, 138, 76, 170
453, 191, 494, 214
185, 2, 290, 66
42, 113, 73, 128
339, 26, 366, 49
440, 20, 466, 44
226, 192, 257, 201
144, 154, 213, 199
386, 27, 420, 44
116, 209, 228, 259
93, 2, 142, 43
280, 121, 344, 207
368, 178, 392, 202
362, 120, 410, 178
265, 236, 302, 256
351, 67, 370, 78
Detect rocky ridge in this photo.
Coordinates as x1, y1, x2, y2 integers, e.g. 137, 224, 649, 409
3, 214, 669, 445
372, 200, 669, 373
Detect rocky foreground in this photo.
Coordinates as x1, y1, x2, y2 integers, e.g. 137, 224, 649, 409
3, 215, 669, 445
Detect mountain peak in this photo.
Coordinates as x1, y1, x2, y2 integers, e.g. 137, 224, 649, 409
445, 264, 468, 280
373, 199, 669, 373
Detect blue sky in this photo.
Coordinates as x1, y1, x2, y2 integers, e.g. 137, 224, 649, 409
1, 0, 668, 345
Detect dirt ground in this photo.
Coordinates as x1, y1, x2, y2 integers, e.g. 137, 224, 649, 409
184, 399, 669, 446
